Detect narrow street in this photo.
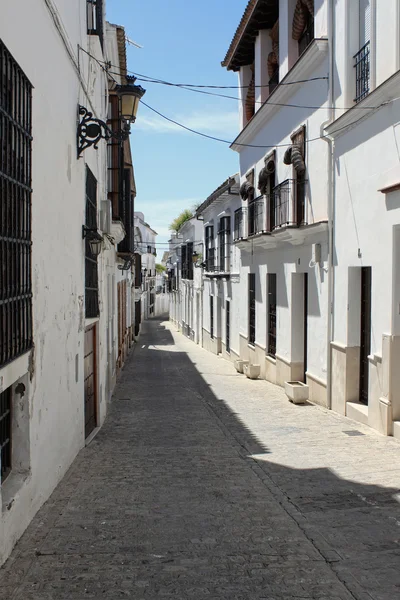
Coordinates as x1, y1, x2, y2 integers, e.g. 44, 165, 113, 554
1, 318, 400, 600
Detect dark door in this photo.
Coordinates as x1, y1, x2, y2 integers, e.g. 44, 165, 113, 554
359, 267, 372, 404
226, 300, 230, 353
84, 325, 97, 438
135, 300, 141, 336
303, 273, 308, 382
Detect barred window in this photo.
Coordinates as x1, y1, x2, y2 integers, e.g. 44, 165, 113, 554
0, 40, 33, 367
218, 217, 231, 272
205, 225, 214, 271
85, 167, 99, 318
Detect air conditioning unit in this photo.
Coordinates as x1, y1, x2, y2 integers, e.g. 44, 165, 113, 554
100, 200, 112, 233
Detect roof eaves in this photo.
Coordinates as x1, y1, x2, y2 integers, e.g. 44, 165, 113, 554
196, 174, 239, 215
222, 0, 259, 70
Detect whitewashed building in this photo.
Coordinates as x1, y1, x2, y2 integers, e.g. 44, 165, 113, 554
222, 0, 330, 405
133, 212, 158, 329
0, 1, 144, 564
196, 175, 241, 359
325, 0, 400, 437
168, 217, 204, 343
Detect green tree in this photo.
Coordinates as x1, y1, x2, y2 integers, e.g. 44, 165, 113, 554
156, 263, 166, 274
169, 209, 193, 232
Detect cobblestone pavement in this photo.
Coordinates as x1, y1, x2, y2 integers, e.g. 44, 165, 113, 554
1, 318, 400, 600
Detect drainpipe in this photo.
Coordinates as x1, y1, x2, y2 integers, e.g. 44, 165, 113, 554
320, 0, 335, 410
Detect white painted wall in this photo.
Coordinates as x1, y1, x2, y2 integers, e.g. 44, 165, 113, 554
0, 0, 125, 565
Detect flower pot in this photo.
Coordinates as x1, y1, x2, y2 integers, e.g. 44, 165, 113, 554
244, 363, 260, 380
285, 381, 309, 404
234, 360, 249, 374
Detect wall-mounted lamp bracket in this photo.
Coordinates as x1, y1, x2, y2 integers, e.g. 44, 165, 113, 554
77, 105, 129, 157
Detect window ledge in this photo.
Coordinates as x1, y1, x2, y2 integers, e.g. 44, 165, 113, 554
0, 352, 31, 393
325, 69, 400, 138
1, 470, 30, 513
232, 38, 329, 150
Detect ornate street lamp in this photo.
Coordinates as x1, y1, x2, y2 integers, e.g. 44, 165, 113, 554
77, 76, 146, 156
82, 226, 103, 257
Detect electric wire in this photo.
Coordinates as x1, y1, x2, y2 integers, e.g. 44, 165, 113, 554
77, 46, 396, 149
78, 47, 328, 89
79, 47, 375, 111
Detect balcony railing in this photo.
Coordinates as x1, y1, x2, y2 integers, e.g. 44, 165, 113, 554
248, 197, 267, 236
205, 247, 215, 272
354, 42, 370, 103
234, 208, 245, 240
269, 69, 279, 95
272, 179, 307, 229
298, 14, 314, 56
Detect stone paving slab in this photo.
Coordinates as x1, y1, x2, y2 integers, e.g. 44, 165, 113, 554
1, 318, 400, 599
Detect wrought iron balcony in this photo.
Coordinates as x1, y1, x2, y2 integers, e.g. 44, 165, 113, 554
205, 248, 215, 272
234, 207, 246, 240
248, 196, 267, 236
354, 42, 370, 103
272, 178, 307, 229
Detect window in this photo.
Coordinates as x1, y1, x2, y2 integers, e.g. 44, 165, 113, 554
292, 1, 314, 56
210, 296, 214, 339
87, 0, 104, 47
267, 274, 277, 357
248, 274, 256, 345
186, 242, 193, 280
354, 0, 371, 102
0, 387, 12, 482
107, 95, 122, 218
234, 208, 245, 240
181, 245, 187, 279
291, 127, 306, 226
181, 244, 193, 280
205, 226, 215, 271
218, 217, 231, 272
226, 300, 230, 353
0, 40, 33, 368
85, 167, 99, 318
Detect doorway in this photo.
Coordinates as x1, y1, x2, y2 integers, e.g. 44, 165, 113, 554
84, 325, 97, 438
303, 273, 308, 382
359, 267, 372, 404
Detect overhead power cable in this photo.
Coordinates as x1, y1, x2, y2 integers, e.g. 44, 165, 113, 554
78, 47, 328, 89
140, 100, 390, 149
79, 47, 377, 112
78, 46, 394, 148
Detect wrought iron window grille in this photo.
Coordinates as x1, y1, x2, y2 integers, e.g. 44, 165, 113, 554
354, 42, 370, 103
0, 40, 33, 368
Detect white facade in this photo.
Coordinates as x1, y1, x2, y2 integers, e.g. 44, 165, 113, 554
168, 217, 204, 344
223, 0, 330, 405
133, 212, 158, 325
0, 0, 140, 564
326, 0, 400, 437
196, 176, 242, 360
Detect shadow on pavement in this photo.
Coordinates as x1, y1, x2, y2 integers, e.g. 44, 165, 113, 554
0, 319, 399, 600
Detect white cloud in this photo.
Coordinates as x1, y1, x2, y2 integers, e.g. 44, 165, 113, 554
136, 109, 238, 138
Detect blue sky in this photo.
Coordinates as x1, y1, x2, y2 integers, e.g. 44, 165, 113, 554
106, 0, 246, 257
